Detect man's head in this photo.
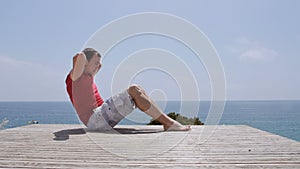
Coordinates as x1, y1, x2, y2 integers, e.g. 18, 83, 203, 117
83, 48, 101, 61
83, 48, 102, 76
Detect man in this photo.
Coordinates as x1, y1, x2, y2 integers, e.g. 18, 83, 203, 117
66, 48, 190, 131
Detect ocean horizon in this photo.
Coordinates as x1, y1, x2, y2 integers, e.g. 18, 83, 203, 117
0, 100, 299, 142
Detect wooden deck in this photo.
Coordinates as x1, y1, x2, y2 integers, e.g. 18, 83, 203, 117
0, 124, 299, 168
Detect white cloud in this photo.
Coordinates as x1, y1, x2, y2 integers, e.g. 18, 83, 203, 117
227, 37, 279, 61
240, 47, 278, 61
0, 55, 67, 101
0, 55, 34, 66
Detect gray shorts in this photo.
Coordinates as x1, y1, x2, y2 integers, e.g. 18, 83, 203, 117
87, 90, 135, 131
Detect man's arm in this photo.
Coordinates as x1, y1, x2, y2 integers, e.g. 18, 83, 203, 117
70, 52, 87, 81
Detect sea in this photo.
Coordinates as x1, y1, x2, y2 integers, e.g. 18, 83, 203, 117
0, 100, 299, 142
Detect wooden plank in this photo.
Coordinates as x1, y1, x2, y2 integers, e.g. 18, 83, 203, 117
0, 124, 299, 168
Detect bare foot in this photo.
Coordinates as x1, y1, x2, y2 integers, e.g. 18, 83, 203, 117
164, 121, 191, 131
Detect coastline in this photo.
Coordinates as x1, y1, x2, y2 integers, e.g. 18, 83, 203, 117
0, 100, 299, 142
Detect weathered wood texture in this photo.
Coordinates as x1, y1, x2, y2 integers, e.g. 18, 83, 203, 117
0, 124, 299, 168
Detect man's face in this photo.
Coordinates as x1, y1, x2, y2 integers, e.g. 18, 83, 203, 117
85, 54, 101, 76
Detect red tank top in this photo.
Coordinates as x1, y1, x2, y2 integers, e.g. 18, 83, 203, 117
65, 72, 104, 125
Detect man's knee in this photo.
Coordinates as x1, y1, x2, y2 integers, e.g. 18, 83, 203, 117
127, 84, 144, 98
127, 84, 151, 111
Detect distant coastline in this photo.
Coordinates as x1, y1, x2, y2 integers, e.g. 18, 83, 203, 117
0, 100, 299, 141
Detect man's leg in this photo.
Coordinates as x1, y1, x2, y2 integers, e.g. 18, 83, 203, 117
127, 85, 190, 131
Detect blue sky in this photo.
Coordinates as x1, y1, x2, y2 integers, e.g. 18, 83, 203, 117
0, 0, 299, 101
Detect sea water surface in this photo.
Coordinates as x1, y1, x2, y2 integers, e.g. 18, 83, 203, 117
0, 100, 299, 141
